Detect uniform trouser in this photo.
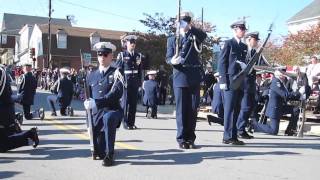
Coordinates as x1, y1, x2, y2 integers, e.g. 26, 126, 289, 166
22, 104, 32, 120
123, 85, 139, 127
174, 85, 200, 144
146, 105, 157, 117
0, 128, 29, 152
253, 117, 280, 135
47, 95, 67, 115
223, 89, 243, 140
159, 87, 167, 105
237, 92, 255, 134
102, 110, 123, 155
47, 95, 57, 113
253, 105, 299, 135
285, 106, 300, 131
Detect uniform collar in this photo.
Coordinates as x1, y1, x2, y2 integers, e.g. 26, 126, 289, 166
99, 65, 110, 74
233, 36, 241, 44
127, 50, 135, 56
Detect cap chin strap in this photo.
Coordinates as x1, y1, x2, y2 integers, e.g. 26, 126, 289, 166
0, 67, 7, 96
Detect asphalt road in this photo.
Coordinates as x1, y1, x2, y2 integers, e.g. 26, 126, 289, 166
1, 88, 320, 180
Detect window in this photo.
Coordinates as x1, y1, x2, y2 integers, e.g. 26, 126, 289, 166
1, 34, 7, 44
56, 29, 67, 49
90, 32, 100, 50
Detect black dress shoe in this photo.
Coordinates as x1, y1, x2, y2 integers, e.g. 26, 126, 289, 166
238, 132, 254, 139
102, 154, 114, 167
29, 127, 39, 148
179, 142, 189, 149
232, 139, 245, 145
207, 115, 224, 126
51, 112, 57, 116
222, 139, 245, 145
187, 141, 198, 149
285, 129, 297, 136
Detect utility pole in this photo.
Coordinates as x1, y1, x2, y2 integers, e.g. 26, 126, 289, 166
47, 0, 52, 69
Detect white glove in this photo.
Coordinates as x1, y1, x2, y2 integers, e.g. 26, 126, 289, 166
236, 60, 247, 70
274, 70, 282, 79
171, 55, 184, 65
299, 86, 305, 94
220, 83, 227, 90
84, 98, 97, 110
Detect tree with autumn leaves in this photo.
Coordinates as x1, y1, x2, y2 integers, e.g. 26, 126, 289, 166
265, 23, 320, 66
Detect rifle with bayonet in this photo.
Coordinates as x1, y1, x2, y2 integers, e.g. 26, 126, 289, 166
80, 49, 97, 160
230, 23, 274, 90
174, 0, 181, 57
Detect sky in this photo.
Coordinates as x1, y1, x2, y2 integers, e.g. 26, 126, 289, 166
0, 0, 314, 39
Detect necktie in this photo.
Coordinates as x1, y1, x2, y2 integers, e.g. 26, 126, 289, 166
251, 49, 256, 57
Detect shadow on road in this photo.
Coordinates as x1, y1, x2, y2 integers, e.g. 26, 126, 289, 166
3, 146, 91, 161
115, 149, 300, 166
0, 171, 22, 179
24, 122, 86, 127
139, 127, 223, 133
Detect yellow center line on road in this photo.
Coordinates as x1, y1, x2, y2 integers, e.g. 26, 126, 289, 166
43, 117, 139, 150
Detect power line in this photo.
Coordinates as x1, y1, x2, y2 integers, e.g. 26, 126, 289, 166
57, 0, 139, 22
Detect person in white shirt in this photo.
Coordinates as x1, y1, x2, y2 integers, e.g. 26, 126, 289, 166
306, 56, 320, 88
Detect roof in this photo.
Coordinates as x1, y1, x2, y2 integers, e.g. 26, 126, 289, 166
287, 0, 320, 24
1, 13, 72, 35
37, 24, 127, 40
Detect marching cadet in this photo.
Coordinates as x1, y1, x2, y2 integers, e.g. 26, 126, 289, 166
218, 20, 247, 145
143, 70, 159, 119
207, 72, 224, 126
116, 35, 143, 130
17, 63, 38, 120
251, 70, 301, 135
47, 67, 74, 116
84, 42, 124, 166
166, 12, 207, 149
236, 31, 265, 139
0, 65, 39, 152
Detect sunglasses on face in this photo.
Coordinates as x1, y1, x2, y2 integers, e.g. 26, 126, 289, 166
98, 52, 110, 57
129, 40, 136, 44
238, 26, 247, 31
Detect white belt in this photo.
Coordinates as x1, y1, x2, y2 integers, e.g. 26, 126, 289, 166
124, 70, 138, 74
